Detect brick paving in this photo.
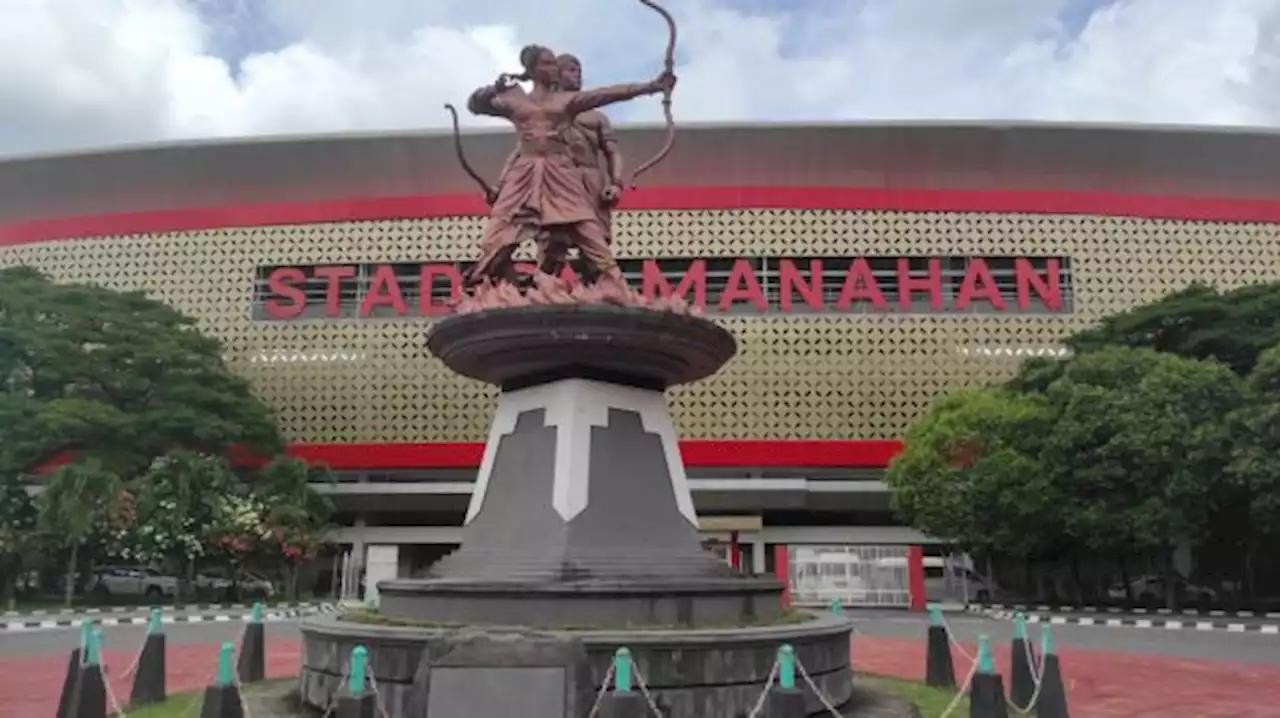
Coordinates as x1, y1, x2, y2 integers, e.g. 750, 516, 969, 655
5, 635, 1280, 716
854, 635, 1280, 717
0, 641, 299, 717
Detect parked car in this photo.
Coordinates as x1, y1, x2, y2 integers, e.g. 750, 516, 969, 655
921, 559, 1001, 604
1106, 574, 1218, 605
195, 568, 275, 602
89, 565, 179, 601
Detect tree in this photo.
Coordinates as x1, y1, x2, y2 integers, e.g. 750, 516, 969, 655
0, 267, 281, 477
131, 451, 241, 601
0, 472, 37, 610
886, 387, 1063, 576
251, 457, 335, 600
38, 461, 126, 607
1040, 347, 1242, 607
1067, 281, 1280, 377
1224, 346, 1280, 596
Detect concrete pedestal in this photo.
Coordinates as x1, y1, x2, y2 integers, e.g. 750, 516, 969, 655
379, 377, 782, 628
309, 305, 846, 716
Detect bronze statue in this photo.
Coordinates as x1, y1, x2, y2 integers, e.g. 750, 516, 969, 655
534, 53, 626, 277
461, 44, 675, 287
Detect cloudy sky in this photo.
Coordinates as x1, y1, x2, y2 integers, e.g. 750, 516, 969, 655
2, 0, 1278, 157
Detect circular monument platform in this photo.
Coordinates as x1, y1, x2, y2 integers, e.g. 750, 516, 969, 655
310, 303, 853, 715
426, 304, 738, 390
299, 611, 855, 718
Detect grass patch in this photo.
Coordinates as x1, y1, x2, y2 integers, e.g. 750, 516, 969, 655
124, 680, 298, 718
337, 606, 815, 632
859, 674, 969, 718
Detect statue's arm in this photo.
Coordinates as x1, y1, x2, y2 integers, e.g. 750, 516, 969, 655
467, 83, 515, 118
566, 79, 662, 115
597, 114, 624, 188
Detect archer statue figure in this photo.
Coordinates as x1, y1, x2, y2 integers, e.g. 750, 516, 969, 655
462, 44, 676, 288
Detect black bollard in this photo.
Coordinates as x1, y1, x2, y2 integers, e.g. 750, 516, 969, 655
969, 672, 1010, 718
130, 608, 167, 706
55, 646, 82, 718
1035, 626, 1070, 718
925, 607, 956, 688
202, 642, 246, 718
68, 629, 107, 718
1009, 613, 1037, 710
765, 687, 807, 718
57, 623, 95, 718
200, 684, 245, 718
335, 646, 377, 718
967, 635, 1009, 718
236, 603, 265, 684
600, 691, 647, 718
334, 693, 377, 718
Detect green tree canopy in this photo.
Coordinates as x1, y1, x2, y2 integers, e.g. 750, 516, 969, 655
0, 472, 37, 609
1226, 345, 1280, 539
131, 450, 243, 598
1041, 347, 1242, 561
885, 387, 1061, 559
38, 460, 127, 606
1066, 281, 1280, 376
0, 267, 281, 475
252, 456, 335, 599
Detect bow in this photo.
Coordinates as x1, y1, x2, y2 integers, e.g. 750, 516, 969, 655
629, 0, 677, 189
444, 103, 498, 206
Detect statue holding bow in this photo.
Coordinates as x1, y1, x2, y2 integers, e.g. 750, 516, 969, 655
446, 1, 678, 290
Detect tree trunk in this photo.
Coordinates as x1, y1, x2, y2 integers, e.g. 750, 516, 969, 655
1070, 555, 1085, 606
181, 559, 196, 605
1117, 554, 1133, 604
2, 556, 17, 612
1163, 553, 1180, 612
1244, 541, 1259, 604
63, 544, 79, 608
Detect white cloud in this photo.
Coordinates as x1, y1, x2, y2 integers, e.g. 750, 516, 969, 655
0, 0, 1278, 157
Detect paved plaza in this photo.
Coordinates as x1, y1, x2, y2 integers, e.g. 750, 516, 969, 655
3, 612, 1280, 716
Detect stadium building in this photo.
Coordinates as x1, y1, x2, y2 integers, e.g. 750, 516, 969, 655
2, 121, 1278, 608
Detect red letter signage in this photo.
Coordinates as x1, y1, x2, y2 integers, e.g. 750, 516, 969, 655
955, 258, 1006, 311
358, 265, 408, 316
264, 267, 307, 320
642, 259, 708, 311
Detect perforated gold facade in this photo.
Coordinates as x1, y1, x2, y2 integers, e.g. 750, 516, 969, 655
3, 209, 1278, 445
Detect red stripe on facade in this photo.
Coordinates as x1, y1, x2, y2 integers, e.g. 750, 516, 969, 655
286, 439, 904, 471
4, 186, 1280, 246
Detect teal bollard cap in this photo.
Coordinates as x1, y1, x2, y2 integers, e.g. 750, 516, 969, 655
1013, 612, 1027, 639
778, 644, 796, 690
977, 634, 995, 674
251, 602, 263, 623
613, 647, 633, 693
349, 645, 369, 696
1041, 624, 1056, 655
928, 605, 944, 626
79, 621, 93, 654
147, 607, 163, 635
84, 628, 103, 666
217, 641, 236, 687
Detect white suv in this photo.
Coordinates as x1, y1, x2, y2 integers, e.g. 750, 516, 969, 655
90, 565, 179, 601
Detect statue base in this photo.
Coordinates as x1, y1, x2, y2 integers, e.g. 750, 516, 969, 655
381, 305, 779, 627
298, 305, 855, 716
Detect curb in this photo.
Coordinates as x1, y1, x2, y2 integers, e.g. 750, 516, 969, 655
2, 600, 326, 618
0, 603, 336, 632
978, 602, 1280, 620
969, 605, 1280, 634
